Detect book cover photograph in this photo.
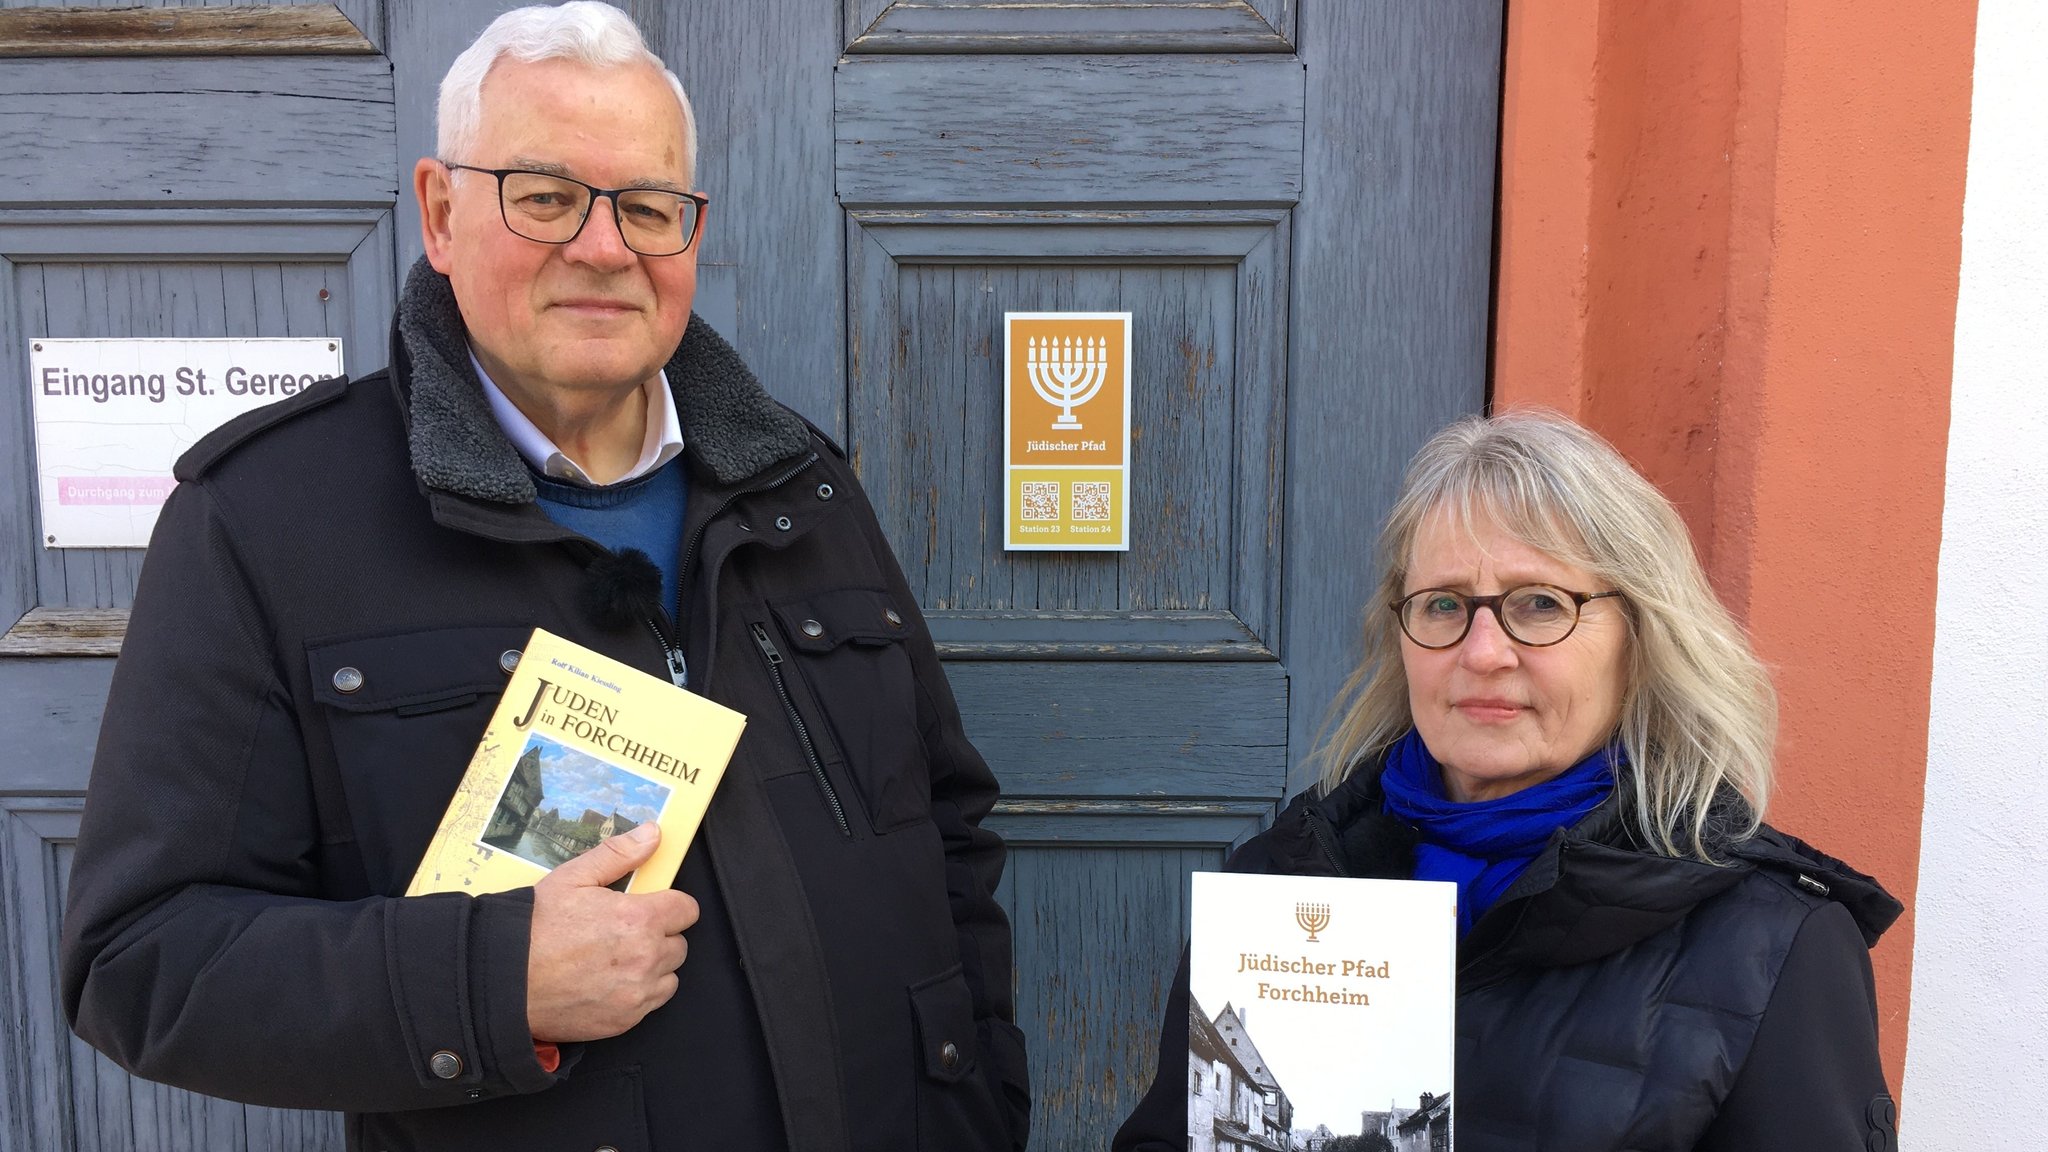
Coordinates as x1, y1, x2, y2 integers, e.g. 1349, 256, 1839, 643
406, 627, 746, 898
1188, 872, 1458, 1152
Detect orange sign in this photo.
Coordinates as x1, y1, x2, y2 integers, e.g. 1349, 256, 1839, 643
1004, 312, 1131, 550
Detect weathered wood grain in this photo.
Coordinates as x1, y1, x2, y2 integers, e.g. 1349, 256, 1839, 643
0, 658, 111, 792
949, 661, 1289, 799
845, 0, 1293, 54
0, 607, 124, 655
0, 4, 375, 56
0, 5, 390, 1150
0, 207, 393, 258
835, 55, 1305, 205
854, 207, 1290, 260
0, 57, 395, 206
988, 799, 1272, 847
930, 608, 1269, 659
993, 842, 1232, 1151
340, 207, 396, 379
1, 800, 81, 1152
0, 253, 31, 633
327, 0, 380, 50
1279, 0, 1502, 794
652, 0, 846, 434
0, 799, 344, 1152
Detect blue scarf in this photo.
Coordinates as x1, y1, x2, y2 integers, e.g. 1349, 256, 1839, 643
1378, 729, 1618, 937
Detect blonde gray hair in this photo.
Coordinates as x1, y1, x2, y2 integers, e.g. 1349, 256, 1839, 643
1314, 410, 1776, 859
436, 2, 698, 184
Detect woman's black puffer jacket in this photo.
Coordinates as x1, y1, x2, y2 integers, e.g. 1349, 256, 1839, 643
1113, 761, 1904, 1152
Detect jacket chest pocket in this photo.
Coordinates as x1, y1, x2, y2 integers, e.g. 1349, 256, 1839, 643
307, 625, 532, 894
756, 588, 931, 835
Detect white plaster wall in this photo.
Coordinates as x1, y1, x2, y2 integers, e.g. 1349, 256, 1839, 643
1901, 0, 2048, 1144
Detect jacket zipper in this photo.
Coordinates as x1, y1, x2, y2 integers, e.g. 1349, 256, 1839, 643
749, 621, 851, 837
1308, 812, 1347, 875
555, 535, 690, 688
677, 451, 819, 694
644, 611, 688, 687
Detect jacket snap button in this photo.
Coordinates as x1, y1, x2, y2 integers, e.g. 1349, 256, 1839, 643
940, 1041, 961, 1072
775, 515, 793, 531
429, 1049, 463, 1079
596, 1146, 620, 1152
801, 619, 824, 638
884, 609, 903, 627
498, 649, 521, 674
332, 666, 364, 694
815, 483, 834, 500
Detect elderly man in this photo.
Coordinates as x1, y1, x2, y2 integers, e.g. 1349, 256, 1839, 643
58, 5, 1028, 1150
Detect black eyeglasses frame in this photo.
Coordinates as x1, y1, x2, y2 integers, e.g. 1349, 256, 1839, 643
1389, 584, 1626, 650
441, 162, 708, 256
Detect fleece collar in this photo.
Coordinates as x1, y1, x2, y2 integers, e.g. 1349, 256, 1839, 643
393, 256, 812, 503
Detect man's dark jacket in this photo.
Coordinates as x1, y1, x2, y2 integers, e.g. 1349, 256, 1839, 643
1114, 761, 1904, 1152
60, 263, 1030, 1152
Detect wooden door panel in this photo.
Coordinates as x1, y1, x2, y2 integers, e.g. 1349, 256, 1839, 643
991, 839, 1241, 1152
836, 5, 1313, 1143
0, 212, 395, 628
875, 259, 1237, 610
18, 259, 355, 612
0, 660, 105, 793
0, 58, 393, 206
953, 662, 1288, 798
843, 0, 1295, 54
0, 799, 347, 1151
0, 7, 398, 1149
849, 210, 1288, 653
835, 56, 1304, 206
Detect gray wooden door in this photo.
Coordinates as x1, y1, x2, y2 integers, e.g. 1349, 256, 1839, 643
0, 2, 1502, 1150
0, 3, 392, 1150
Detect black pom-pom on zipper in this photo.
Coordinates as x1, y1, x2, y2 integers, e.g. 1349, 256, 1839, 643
581, 548, 663, 631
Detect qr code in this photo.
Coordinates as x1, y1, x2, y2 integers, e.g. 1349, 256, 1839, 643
1071, 482, 1112, 522
1020, 481, 1061, 521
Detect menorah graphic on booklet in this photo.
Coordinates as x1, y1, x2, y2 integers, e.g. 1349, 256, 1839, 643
1296, 901, 1331, 943
1025, 335, 1109, 429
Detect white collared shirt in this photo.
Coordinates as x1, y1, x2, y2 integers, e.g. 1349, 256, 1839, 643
471, 350, 685, 486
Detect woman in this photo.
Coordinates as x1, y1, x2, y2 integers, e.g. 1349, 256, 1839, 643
1114, 411, 1900, 1151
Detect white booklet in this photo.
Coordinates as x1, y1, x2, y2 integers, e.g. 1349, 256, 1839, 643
1188, 872, 1458, 1151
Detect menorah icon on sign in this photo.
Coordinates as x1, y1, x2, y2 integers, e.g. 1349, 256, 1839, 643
1296, 901, 1331, 943
1025, 335, 1109, 430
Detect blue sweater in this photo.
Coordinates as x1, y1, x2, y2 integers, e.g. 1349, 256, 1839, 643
532, 455, 688, 618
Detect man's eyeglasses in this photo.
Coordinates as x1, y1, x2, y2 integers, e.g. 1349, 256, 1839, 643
1390, 584, 1625, 649
443, 162, 707, 257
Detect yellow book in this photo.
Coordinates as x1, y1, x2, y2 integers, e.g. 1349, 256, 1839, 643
406, 627, 745, 897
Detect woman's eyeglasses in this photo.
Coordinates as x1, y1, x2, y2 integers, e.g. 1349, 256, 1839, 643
1390, 584, 1625, 649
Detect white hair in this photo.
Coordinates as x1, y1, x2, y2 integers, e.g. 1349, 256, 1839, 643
1312, 410, 1778, 861
436, 1, 698, 184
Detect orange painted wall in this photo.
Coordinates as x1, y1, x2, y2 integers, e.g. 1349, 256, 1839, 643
1493, 0, 1978, 1098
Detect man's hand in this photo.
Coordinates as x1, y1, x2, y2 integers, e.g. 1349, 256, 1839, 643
526, 823, 698, 1042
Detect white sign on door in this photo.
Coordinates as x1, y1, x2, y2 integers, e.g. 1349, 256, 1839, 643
29, 337, 345, 548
